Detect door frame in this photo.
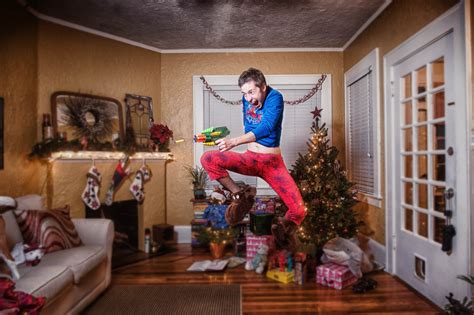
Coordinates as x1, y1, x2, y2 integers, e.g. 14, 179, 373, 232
384, 2, 469, 282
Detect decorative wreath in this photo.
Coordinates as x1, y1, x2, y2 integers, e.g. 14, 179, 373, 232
61, 96, 116, 143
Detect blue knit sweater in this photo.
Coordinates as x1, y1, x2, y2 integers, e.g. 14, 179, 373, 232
242, 86, 283, 147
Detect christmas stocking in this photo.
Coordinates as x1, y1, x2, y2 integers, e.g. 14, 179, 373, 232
129, 164, 152, 203
82, 166, 102, 210
105, 157, 131, 206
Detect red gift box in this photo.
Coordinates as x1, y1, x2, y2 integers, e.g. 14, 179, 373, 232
245, 232, 273, 262
316, 263, 357, 290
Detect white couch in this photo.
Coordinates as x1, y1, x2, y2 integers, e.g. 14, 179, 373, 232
2, 196, 114, 315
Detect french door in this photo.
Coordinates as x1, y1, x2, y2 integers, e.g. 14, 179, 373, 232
386, 5, 469, 306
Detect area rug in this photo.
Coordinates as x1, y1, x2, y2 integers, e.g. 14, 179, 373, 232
82, 284, 241, 315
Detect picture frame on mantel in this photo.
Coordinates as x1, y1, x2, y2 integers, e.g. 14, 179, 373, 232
0, 97, 3, 169
51, 91, 124, 144
124, 94, 154, 149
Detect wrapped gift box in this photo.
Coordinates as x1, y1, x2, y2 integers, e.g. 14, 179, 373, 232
316, 263, 357, 290
252, 196, 277, 213
294, 252, 307, 285
266, 268, 294, 284
245, 232, 273, 262
191, 219, 209, 248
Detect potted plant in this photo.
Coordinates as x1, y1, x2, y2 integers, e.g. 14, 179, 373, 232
198, 227, 237, 259
184, 165, 208, 200
149, 123, 173, 152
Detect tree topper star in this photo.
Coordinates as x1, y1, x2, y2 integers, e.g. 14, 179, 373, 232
311, 106, 323, 119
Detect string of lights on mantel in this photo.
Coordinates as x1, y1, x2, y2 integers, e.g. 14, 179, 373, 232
48, 151, 174, 162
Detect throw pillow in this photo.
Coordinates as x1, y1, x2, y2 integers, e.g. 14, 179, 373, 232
15, 194, 45, 211
14, 206, 82, 254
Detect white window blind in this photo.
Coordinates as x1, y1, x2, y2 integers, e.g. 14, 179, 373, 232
278, 85, 321, 171
347, 71, 375, 194
203, 84, 322, 192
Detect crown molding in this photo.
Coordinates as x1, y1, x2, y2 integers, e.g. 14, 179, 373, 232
161, 47, 343, 53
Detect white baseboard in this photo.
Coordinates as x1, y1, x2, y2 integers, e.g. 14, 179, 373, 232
174, 225, 191, 244
368, 238, 386, 269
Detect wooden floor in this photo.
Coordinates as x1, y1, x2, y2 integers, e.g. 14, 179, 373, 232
112, 244, 440, 314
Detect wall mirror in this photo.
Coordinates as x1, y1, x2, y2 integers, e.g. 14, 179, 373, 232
51, 91, 124, 143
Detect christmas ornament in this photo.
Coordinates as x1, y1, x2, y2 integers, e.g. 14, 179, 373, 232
311, 198, 320, 207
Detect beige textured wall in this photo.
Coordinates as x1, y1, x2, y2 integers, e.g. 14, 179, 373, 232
344, 0, 459, 244
0, 2, 40, 197
161, 52, 344, 225
37, 21, 164, 248
37, 21, 162, 131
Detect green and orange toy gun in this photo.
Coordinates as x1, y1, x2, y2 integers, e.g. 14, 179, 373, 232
194, 126, 230, 146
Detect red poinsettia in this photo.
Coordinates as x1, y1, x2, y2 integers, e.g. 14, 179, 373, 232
149, 123, 173, 144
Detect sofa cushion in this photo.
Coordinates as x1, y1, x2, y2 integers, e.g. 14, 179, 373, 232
14, 206, 83, 254
16, 264, 74, 300
2, 211, 23, 248
15, 194, 45, 211
39, 245, 106, 284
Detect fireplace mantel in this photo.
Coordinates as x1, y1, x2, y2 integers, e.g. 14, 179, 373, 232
49, 151, 174, 162
46, 151, 171, 250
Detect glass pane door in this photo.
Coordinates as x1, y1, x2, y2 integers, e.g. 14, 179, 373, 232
400, 57, 446, 244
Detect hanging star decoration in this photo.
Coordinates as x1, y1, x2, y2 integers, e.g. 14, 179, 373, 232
311, 106, 323, 119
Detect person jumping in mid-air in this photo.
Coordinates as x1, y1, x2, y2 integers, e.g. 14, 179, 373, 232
200, 68, 307, 250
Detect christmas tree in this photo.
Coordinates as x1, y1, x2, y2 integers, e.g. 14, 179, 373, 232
290, 107, 362, 249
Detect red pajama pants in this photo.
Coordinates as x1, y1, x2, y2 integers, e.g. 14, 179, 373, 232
200, 150, 306, 225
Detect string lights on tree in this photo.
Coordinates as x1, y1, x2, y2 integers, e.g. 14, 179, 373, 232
290, 106, 363, 249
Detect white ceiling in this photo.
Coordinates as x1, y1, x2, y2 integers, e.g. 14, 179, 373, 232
24, 0, 388, 50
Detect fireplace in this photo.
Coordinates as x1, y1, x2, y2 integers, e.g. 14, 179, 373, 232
86, 199, 145, 268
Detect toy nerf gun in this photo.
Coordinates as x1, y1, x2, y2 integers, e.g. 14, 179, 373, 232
194, 126, 230, 146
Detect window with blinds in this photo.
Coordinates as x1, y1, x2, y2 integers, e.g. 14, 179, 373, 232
345, 48, 380, 199
203, 84, 323, 193
347, 73, 375, 194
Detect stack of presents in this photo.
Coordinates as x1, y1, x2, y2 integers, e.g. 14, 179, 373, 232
190, 194, 371, 290
190, 198, 210, 248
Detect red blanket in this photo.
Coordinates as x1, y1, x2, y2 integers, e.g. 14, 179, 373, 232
0, 278, 46, 314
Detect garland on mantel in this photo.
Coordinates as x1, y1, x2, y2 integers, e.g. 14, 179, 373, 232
200, 74, 327, 105
28, 138, 142, 160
